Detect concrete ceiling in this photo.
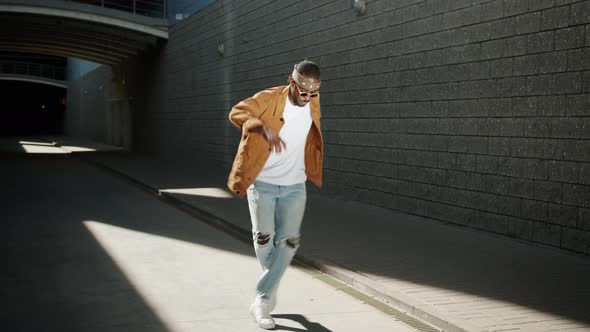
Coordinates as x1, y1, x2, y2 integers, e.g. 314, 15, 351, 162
0, 0, 168, 65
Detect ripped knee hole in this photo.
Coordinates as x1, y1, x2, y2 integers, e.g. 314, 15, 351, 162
256, 233, 271, 245
286, 237, 300, 248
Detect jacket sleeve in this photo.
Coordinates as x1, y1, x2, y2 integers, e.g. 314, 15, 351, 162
229, 92, 269, 133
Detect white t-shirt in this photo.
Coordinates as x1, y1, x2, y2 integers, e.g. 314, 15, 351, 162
256, 96, 313, 185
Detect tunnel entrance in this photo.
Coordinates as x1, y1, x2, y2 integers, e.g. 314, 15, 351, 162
0, 80, 66, 136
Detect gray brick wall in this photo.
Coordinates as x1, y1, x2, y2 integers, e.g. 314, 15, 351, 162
132, 0, 590, 255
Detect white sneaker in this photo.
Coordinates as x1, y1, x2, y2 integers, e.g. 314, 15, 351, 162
249, 299, 275, 330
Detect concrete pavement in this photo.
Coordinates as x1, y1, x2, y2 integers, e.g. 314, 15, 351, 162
4, 136, 590, 332
0, 138, 423, 332
74, 151, 590, 332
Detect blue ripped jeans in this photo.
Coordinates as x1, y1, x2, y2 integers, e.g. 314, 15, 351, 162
246, 180, 306, 301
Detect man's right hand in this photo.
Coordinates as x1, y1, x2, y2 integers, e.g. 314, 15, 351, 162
261, 126, 286, 154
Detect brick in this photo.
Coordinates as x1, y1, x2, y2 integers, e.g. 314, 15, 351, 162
451, 187, 474, 207
441, 203, 476, 225
498, 118, 524, 136
523, 199, 548, 221
534, 180, 562, 202
529, 0, 555, 11
407, 182, 432, 199
467, 136, 489, 154
580, 162, 590, 185
543, 139, 565, 159
527, 31, 555, 54
587, 24, 590, 46
444, 6, 481, 28
438, 151, 455, 169
555, 0, 581, 5
474, 18, 516, 42
563, 183, 590, 207
489, 137, 511, 155
553, 72, 583, 94
498, 195, 522, 216
541, 6, 570, 30
508, 217, 533, 240
512, 97, 538, 116
526, 75, 553, 95
447, 118, 479, 135
504, 0, 529, 16
474, 118, 496, 136
398, 102, 433, 118
524, 118, 551, 137
528, 158, 550, 179
515, 12, 541, 35
562, 228, 590, 254
448, 136, 470, 153
513, 54, 540, 76
539, 95, 567, 116
579, 208, 590, 230
481, 39, 503, 60
585, 72, 590, 93
549, 161, 580, 182
548, 203, 578, 227
469, 62, 491, 80
567, 48, 590, 71
564, 140, 590, 161
555, 26, 585, 50
472, 99, 497, 117
490, 58, 514, 77
533, 222, 562, 247
570, 1, 590, 25
400, 150, 439, 168
547, 117, 579, 138
447, 170, 469, 188
398, 118, 438, 134
498, 157, 523, 177
387, 194, 420, 214
462, 172, 483, 192
509, 177, 536, 198
485, 174, 511, 194
481, 0, 505, 21
539, 51, 568, 73
512, 138, 563, 159
449, 64, 470, 81
475, 155, 498, 174
473, 210, 509, 234
456, 153, 477, 171
566, 95, 590, 117
433, 101, 450, 117
511, 137, 544, 157
503, 35, 527, 56
443, 44, 482, 64
486, 98, 513, 116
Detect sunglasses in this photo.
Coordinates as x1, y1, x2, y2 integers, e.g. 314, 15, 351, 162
295, 83, 319, 98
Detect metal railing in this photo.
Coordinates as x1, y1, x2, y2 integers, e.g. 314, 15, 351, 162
69, 0, 167, 19
0, 61, 66, 80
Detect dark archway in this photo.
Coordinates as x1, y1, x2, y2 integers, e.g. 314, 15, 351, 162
0, 80, 66, 136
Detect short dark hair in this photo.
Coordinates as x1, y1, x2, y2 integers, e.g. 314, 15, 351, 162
297, 60, 320, 80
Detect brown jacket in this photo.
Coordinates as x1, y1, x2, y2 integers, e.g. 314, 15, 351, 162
227, 85, 324, 198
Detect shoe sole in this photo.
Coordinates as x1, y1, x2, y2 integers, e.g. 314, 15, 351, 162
249, 304, 276, 329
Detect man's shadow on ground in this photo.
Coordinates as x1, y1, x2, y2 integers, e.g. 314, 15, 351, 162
272, 314, 332, 332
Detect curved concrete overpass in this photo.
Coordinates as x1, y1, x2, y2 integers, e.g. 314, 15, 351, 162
0, 0, 168, 65
0, 73, 67, 88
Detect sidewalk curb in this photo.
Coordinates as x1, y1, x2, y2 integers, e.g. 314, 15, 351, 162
79, 155, 484, 332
